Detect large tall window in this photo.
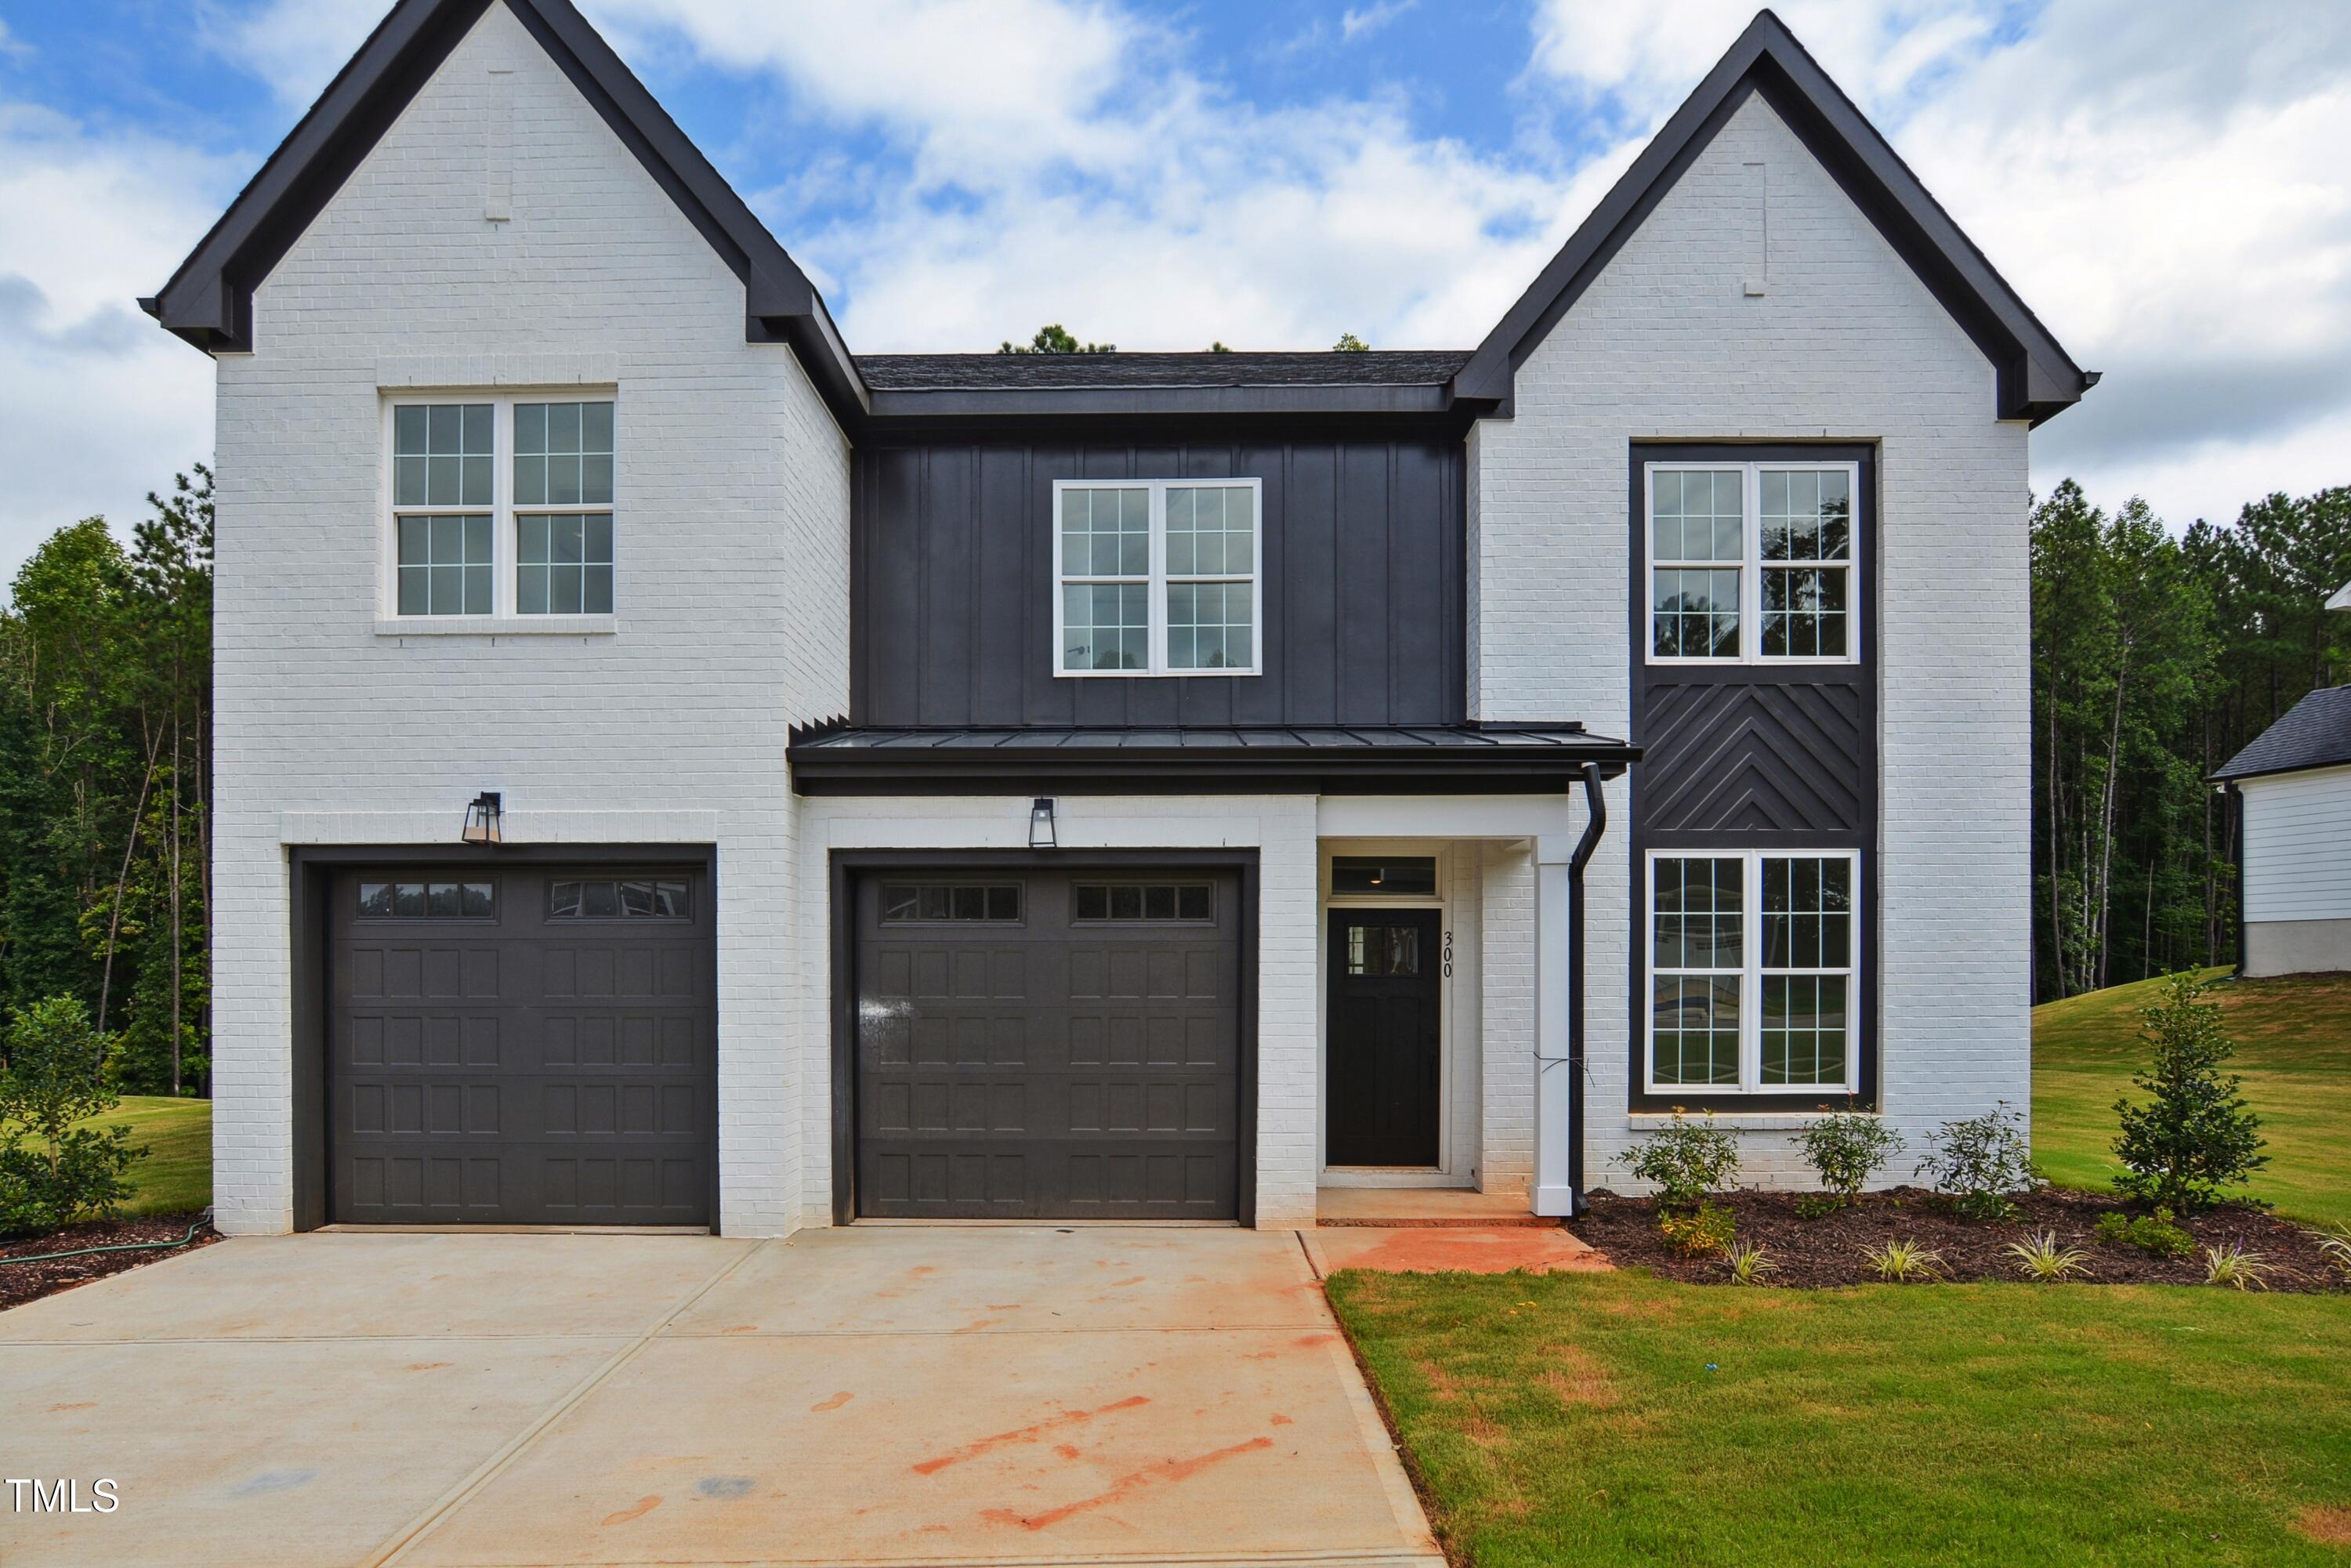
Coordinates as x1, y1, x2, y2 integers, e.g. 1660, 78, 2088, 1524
1648, 849, 1858, 1093
1052, 480, 1261, 675
387, 395, 616, 619
1646, 461, 1857, 664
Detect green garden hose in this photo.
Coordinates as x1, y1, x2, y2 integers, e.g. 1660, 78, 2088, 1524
0, 1208, 212, 1267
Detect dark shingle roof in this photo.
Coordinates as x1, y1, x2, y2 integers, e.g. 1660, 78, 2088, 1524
855, 350, 1473, 392
2211, 685, 2351, 782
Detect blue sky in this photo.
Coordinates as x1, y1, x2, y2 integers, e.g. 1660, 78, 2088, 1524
2, 0, 2348, 581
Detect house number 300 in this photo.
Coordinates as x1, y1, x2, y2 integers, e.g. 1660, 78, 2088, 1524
1442, 930, 1453, 978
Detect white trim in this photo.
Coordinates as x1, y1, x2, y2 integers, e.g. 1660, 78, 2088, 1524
1643, 846, 1861, 1095
1317, 841, 1472, 1186
382, 389, 619, 624
1049, 477, 1264, 677
1643, 458, 1863, 666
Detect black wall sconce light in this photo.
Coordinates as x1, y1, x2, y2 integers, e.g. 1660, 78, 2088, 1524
462, 791, 503, 846
1028, 797, 1057, 849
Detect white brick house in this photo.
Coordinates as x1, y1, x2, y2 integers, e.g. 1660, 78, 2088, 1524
146, 1, 2089, 1235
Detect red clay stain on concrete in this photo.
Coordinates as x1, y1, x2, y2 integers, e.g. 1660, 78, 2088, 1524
719, 1324, 760, 1334
1053, 1443, 1082, 1460
950, 1318, 999, 1334
1316, 1227, 1609, 1275
912, 1396, 1151, 1476
600, 1495, 661, 1527
46, 1402, 96, 1412
810, 1391, 854, 1412
1291, 1334, 1337, 1349
1270, 1414, 1294, 1426
1107, 1276, 1147, 1287
403, 1362, 452, 1371
986, 1302, 1022, 1310
982, 1436, 1277, 1531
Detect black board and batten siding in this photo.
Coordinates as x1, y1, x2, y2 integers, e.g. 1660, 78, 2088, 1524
851, 439, 1466, 730
1628, 442, 1882, 1113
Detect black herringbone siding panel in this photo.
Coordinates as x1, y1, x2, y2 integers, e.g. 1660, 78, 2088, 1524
1640, 681, 1866, 833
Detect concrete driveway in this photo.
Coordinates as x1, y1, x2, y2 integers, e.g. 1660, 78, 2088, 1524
0, 1227, 1440, 1567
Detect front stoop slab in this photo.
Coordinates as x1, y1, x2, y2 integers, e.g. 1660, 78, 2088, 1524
1306, 1225, 1612, 1276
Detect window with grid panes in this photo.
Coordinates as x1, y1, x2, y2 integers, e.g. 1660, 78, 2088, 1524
1053, 480, 1260, 674
1646, 460, 1857, 663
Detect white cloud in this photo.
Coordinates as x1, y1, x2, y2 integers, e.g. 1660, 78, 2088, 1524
0, 106, 235, 579
1342, 1, 1417, 43
202, 0, 387, 107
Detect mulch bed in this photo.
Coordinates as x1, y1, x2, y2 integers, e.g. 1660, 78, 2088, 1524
0, 1211, 220, 1312
1570, 1186, 2348, 1292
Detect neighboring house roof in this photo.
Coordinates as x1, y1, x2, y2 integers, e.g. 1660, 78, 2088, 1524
2328, 580, 2351, 612
1452, 9, 2094, 425
2210, 685, 2351, 783
141, 3, 2092, 432
787, 722, 1637, 795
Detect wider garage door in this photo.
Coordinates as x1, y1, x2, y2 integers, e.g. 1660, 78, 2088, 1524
329, 865, 715, 1226
855, 869, 1243, 1219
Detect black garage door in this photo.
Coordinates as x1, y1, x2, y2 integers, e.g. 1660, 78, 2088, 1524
854, 869, 1243, 1219
328, 865, 715, 1226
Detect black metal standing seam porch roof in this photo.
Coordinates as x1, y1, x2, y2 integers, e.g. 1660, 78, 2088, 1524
785, 722, 1639, 795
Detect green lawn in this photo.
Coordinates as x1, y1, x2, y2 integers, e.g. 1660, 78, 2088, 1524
2034, 969, 2351, 1227
1329, 1269, 2351, 1567
81, 1095, 212, 1216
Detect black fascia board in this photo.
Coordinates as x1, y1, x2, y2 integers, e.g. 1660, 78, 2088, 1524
1452, 9, 2091, 426
142, 0, 870, 426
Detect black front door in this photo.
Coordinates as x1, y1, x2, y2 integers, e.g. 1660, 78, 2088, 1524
1326, 908, 1442, 1167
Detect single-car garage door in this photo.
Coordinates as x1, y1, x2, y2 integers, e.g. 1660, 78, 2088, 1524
854, 869, 1244, 1219
329, 864, 715, 1226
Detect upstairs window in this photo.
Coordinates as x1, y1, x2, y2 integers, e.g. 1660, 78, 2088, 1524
1646, 461, 1857, 664
386, 396, 616, 619
1053, 480, 1261, 675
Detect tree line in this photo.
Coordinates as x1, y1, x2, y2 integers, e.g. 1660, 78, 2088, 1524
2032, 480, 2351, 999
0, 470, 212, 1095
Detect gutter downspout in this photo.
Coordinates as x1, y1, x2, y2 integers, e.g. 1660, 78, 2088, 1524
1565, 761, 1608, 1217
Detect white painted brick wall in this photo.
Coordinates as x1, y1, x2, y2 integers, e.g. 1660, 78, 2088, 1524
1477, 843, 1534, 1195
1469, 94, 2033, 1190
794, 795, 1322, 1229
209, 2, 849, 1234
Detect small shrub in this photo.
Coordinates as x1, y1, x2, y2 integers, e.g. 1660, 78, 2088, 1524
1724, 1240, 1777, 1285
2112, 971, 2269, 1213
1919, 1101, 2042, 1221
1794, 1194, 1843, 1221
2309, 1226, 2351, 1282
1629, 1109, 1741, 1211
1792, 1106, 1904, 1208
2202, 1242, 2276, 1291
1659, 1200, 1736, 1258
0, 997, 146, 1237
2092, 1206, 2194, 1259
1864, 1237, 1946, 1283
2005, 1231, 2094, 1282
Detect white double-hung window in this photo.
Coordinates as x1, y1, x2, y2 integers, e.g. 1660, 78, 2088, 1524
1052, 480, 1262, 675
389, 395, 614, 619
1646, 461, 1859, 663
1647, 849, 1860, 1093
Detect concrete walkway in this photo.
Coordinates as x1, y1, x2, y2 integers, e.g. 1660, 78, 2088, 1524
0, 1228, 1440, 1567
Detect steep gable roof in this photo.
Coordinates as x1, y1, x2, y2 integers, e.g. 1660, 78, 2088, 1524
139, 0, 865, 422
1453, 9, 2092, 425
